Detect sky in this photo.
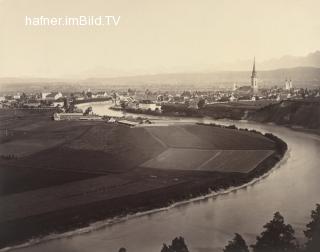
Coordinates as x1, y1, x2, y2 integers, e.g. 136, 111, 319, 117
0, 0, 319, 78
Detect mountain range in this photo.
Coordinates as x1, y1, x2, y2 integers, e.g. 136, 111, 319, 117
0, 51, 320, 92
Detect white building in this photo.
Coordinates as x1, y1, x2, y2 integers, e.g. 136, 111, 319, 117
45, 92, 63, 101
52, 100, 64, 107
138, 100, 161, 111
41, 92, 51, 100
13, 93, 21, 100
285, 79, 293, 90
233, 83, 238, 91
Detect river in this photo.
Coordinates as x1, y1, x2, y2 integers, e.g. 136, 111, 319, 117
13, 103, 320, 252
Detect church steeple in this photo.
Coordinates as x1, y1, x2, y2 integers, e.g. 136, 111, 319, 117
251, 56, 258, 94
251, 57, 257, 78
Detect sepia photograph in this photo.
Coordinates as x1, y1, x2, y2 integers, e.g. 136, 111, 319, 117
0, 1, 319, 252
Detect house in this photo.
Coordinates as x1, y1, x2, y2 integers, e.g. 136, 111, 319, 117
24, 101, 41, 108
108, 117, 117, 123
117, 120, 139, 127
138, 100, 161, 111
92, 91, 108, 98
13, 94, 21, 100
53, 112, 102, 121
51, 98, 65, 107
127, 100, 139, 109
45, 92, 63, 101
229, 94, 237, 102
41, 92, 51, 100
53, 113, 83, 121
71, 92, 85, 101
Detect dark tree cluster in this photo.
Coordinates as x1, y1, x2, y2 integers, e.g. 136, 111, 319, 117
161, 237, 189, 252
224, 233, 249, 252
251, 212, 298, 252
118, 204, 320, 252
225, 205, 320, 252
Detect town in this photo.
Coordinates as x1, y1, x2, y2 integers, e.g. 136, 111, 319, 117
1, 60, 319, 120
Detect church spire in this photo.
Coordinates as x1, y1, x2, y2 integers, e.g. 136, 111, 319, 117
251, 56, 258, 94
251, 57, 256, 78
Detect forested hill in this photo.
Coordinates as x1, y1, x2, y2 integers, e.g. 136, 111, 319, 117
249, 98, 320, 131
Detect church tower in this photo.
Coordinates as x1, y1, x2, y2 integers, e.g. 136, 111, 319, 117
251, 57, 258, 94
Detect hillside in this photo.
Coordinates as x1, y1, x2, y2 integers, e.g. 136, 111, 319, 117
249, 98, 320, 131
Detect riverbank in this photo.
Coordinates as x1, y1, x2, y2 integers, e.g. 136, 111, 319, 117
0, 114, 287, 250
111, 98, 320, 130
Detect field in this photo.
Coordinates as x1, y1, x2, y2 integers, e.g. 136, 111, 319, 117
141, 148, 218, 170
141, 125, 275, 173
0, 109, 283, 248
0, 111, 277, 195
198, 150, 274, 172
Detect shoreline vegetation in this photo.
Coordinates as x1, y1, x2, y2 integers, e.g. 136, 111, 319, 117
0, 111, 287, 250
130, 204, 320, 252
109, 98, 320, 134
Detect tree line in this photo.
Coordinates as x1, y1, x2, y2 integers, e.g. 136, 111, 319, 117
118, 204, 320, 252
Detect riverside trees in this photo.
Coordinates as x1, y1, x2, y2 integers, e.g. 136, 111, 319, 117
223, 233, 249, 252
304, 204, 320, 252
160, 204, 320, 252
251, 212, 298, 252
161, 237, 189, 252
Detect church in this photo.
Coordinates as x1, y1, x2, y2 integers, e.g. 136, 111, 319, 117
233, 57, 259, 97
251, 57, 259, 94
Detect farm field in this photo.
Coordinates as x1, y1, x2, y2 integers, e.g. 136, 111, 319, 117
141, 149, 274, 173
145, 126, 214, 148
183, 124, 275, 150
0, 113, 279, 194
198, 150, 274, 173
0, 109, 285, 248
0, 173, 188, 223
141, 148, 219, 170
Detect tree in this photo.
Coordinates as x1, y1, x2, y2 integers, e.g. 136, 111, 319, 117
304, 204, 320, 252
251, 212, 298, 252
161, 244, 172, 252
118, 248, 126, 252
161, 237, 189, 252
83, 106, 93, 115
224, 233, 249, 252
197, 98, 205, 109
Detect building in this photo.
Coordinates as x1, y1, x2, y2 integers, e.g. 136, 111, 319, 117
138, 100, 161, 111
285, 79, 293, 90
13, 93, 21, 100
92, 91, 108, 98
54, 113, 82, 120
45, 92, 63, 101
51, 98, 65, 107
41, 92, 51, 100
233, 83, 238, 91
53, 112, 102, 121
233, 57, 259, 97
251, 57, 258, 94
23, 101, 41, 108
